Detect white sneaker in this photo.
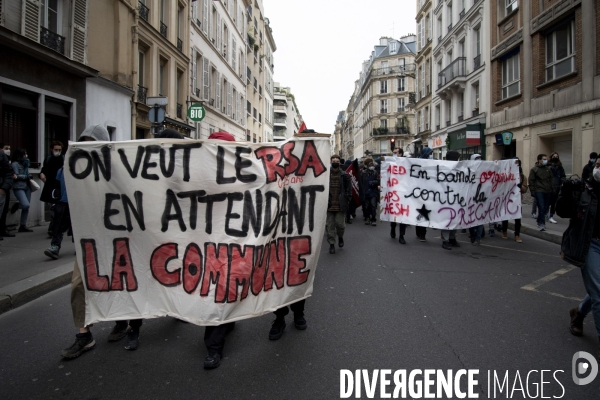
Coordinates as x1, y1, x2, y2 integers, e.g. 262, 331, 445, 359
539, 224, 546, 231
548, 217, 557, 224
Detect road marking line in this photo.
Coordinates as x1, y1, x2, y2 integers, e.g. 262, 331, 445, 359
521, 266, 576, 291
451, 239, 562, 258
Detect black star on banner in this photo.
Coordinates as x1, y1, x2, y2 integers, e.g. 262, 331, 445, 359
417, 204, 431, 221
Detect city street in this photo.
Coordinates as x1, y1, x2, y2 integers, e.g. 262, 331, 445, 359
1, 221, 597, 399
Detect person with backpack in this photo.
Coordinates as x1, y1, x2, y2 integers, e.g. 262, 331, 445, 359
40, 141, 65, 237
563, 158, 600, 359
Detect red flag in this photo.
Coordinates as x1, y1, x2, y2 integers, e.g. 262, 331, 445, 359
345, 159, 362, 206
298, 122, 307, 133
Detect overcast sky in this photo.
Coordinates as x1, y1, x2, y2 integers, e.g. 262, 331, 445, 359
263, 0, 418, 133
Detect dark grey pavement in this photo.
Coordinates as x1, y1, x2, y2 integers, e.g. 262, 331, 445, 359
0, 226, 75, 311
0, 219, 598, 399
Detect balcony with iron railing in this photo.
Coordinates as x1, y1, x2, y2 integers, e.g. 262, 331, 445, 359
137, 85, 147, 103
446, 120, 451, 127
369, 64, 416, 78
438, 35, 442, 44
138, 1, 149, 22
395, 126, 410, 135
437, 57, 467, 97
177, 38, 183, 52
160, 22, 167, 38
458, 114, 464, 122
177, 103, 182, 119
372, 127, 389, 136
40, 27, 65, 55
459, 9, 465, 19
473, 54, 481, 70
448, 22, 453, 33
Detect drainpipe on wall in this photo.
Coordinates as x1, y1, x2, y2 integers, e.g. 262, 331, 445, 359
120, 0, 139, 139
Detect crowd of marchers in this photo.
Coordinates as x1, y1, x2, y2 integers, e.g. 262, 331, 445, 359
325, 147, 600, 360
1, 132, 600, 365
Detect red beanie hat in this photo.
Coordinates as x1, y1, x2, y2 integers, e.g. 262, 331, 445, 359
208, 131, 236, 142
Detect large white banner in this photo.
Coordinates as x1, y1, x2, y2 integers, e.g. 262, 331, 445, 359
65, 137, 330, 326
380, 158, 521, 229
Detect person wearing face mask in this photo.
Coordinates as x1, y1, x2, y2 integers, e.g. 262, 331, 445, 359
548, 152, 565, 224
359, 157, 380, 226
529, 154, 553, 231
582, 152, 598, 181
326, 155, 352, 254
40, 141, 65, 237
501, 158, 527, 242
10, 148, 34, 233
563, 159, 600, 359
0, 142, 14, 244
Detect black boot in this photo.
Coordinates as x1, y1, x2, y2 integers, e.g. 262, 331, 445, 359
338, 237, 344, 248
329, 244, 335, 254
399, 236, 406, 244
390, 225, 396, 239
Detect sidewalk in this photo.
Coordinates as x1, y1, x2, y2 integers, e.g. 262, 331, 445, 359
0, 225, 75, 312
505, 211, 566, 245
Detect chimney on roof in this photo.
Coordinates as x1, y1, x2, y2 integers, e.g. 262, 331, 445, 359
379, 37, 389, 46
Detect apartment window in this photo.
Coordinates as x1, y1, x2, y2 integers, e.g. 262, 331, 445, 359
160, 0, 166, 22
380, 119, 387, 128
546, 21, 575, 82
390, 42, 397, 52
380, 80, 388, 94
41, 0, 60, 33
159, 58, 167, 96
380, 100, 388, 113
398, 77, 405, 92
502, 52, 520, 99
259, 113, 262, 123
474, 84, 480, 112
459, 93, 464, 118
380, 141, 388, 153
253, 107, 257, 119
397, 97, 405, 112
505, 0, 518, 16
247, 100, 251, 114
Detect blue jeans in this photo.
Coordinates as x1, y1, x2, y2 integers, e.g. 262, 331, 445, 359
13, 187, 31, 227
579, 239, 600, 337
469, 225, 483, 239
534, 192, 551, 226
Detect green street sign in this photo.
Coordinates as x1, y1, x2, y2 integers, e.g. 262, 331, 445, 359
188, 104, 205, 121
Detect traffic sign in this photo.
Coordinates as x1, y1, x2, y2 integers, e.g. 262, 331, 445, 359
188, 104, 206, 121
148, 106, 165, 124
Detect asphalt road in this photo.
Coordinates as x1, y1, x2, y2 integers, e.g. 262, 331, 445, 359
1, 221, 598, 399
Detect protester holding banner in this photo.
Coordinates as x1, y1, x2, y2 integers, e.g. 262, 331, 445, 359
439, 151, 463, 250
529, 154, 554, 231
61, 125, 112, 359
326, 155, 351, 254
414, 147, 434, 241
389, 148, 408, 244
501, 158, 526, 243
39, 141, 65, 237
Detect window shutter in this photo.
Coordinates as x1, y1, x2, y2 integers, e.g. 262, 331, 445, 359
191, 49, 197, 95
21, 0, 40, 42
209, 5, 213, 42
70, 0, 88, 63
216, 72, 221, 110
216, 13, 221, 50
236, 91, 240, 122
202, 0, 208, 35
203, 58, 210, 100
227, 81, 232, 117
232, 38, 236, 71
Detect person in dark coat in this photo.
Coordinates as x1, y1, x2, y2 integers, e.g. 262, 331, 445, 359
0, 142, 14, 245
529, 154, 553, 231
360, 157, 380, 226
0, 143, 14, 237
564, 158, 600, 359
39, 141, 65, 237
10, 148, 33, 232
582, 152, 598, 181
326, 154, 352, 254
548, 152, 565, 224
